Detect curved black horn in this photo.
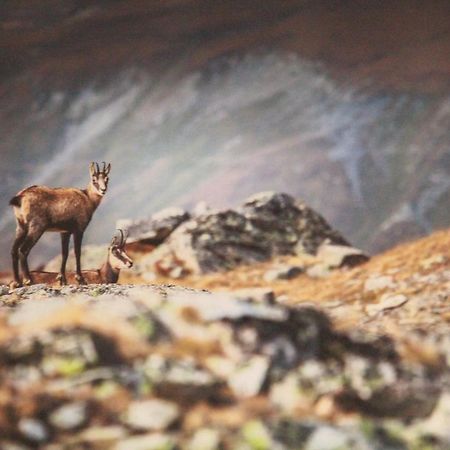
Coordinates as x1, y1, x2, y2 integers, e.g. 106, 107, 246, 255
95, 162, 100, 173
118, 229, 125, 246
102, 161, 106, 172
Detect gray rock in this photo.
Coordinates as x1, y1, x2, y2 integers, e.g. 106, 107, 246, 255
48, 401, 88, 430
138, 192, 351, 276
124, 399, 179, 431
117, 207, 190, 245
264, 265, 304, 282
316, 243, 369, 268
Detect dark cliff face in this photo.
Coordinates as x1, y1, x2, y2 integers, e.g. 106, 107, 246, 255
1, 0, 450, 267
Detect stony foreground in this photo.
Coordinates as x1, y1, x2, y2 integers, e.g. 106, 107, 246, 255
0, 285, 449, 450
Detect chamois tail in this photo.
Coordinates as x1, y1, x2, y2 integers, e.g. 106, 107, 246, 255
9, 185, 37, 207
9, 195, 21, 207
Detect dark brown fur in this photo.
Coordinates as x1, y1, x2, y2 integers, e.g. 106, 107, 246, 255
10, 162, 111, 286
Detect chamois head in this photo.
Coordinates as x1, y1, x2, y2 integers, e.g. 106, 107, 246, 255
109, 229, 133, 269
90, 162, 111, 196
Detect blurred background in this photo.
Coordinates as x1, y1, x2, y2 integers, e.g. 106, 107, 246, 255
1, 0, 449, 268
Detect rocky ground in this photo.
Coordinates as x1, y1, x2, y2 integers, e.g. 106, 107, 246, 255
1, 193, 449, 449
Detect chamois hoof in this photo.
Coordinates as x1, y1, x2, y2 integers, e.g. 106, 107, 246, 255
75, 274, 86, 285
56, 274, 67, 286
9, 280, 21, 289
23, 278, 33, 286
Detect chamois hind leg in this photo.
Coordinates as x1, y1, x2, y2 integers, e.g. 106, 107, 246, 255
73, 231, 86, 285
18, 225, 44, 285
56, 232, 71, 286
11, 224, 27, 287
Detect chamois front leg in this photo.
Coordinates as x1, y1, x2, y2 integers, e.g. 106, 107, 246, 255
56, 232, 71, 286
18, 226, 44, 285
11, 225, 27, 288
74, 231, 86, 285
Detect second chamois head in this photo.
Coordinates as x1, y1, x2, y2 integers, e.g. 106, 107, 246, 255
109, 229, 133, 270
90, 161, 111, 196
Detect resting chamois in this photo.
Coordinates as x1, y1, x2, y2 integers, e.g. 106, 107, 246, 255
29, 230, 133, 285
10, 162, 111, 287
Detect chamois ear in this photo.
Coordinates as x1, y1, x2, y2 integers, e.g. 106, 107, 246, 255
105, 163, 111, 175
90, 162, 97, 177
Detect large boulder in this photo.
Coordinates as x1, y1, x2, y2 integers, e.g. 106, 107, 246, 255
136, 192, 353, 276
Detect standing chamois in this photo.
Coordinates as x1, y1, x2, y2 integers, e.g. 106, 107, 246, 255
10, 162, 111, 287
29, 230, 133, 285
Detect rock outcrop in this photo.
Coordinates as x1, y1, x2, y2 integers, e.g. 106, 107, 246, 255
136, 192, 360, 277
0, 284, 448, 449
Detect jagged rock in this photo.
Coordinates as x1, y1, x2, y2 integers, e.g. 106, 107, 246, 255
316, 243, 369, 268
136, 192, 352, 276
124, 399, 179, 431
117, 207, 190, 245
264, 265, 304, 282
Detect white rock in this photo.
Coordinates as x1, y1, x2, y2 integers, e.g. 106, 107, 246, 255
366, 294, 408, 316
187, 428, 221, 450
364, 275, 395, 292
228, 355, 269, 398
125, 399, 179, 431
18, 418, 48, 442
114, 433, 175, 450
305, 426, 351, 450
49, 401, 87, 430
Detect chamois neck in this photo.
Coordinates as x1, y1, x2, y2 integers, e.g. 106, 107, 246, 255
100, 256, 120, 284
86, 183, 104, 208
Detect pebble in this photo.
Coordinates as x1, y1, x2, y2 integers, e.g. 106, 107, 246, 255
18, 418, 49, 442
125, 399, 179, 430
228, 355, 269, 398
114, 433, 175, 450
49, 401, 88, 430
264, 265, 304, 282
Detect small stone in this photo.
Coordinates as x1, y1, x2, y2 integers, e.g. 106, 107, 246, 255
18, 418, 49, 442
242, 420, 272, 450
49, 401, 88, 430
305, 426, 351, 450
306, 264, 331, 278
366, 294, 408, 316
80, 426, 127, 443
264, 265, 304, 282
124, 399, 179, 431
114, 433, 175, 450
228, 288, 275, 304
0, 285, 10, 295
364, 275, 395, 292
187, 428, 221, 450
317, 243, 369, 268
228, 355, 269, 398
